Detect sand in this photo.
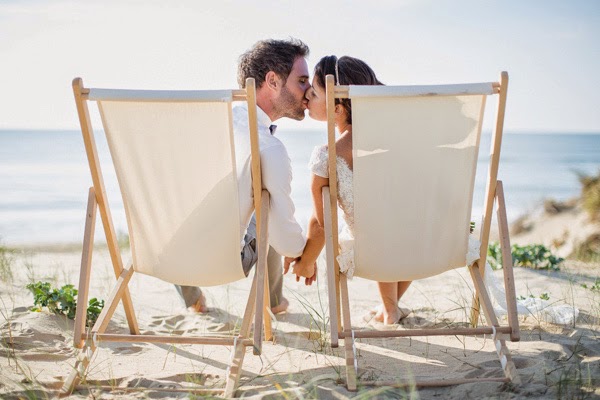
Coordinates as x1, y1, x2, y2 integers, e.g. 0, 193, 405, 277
1, 206, 599, 399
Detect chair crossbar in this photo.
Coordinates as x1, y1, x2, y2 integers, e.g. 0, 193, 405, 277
338, 326, 512, 339
87, 333, 253, 347
360, 377, 509, 388
87, 88, 235, 102
342, 82, 496, 98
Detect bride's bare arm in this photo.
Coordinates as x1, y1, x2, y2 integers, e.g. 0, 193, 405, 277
291, 174, 329, 279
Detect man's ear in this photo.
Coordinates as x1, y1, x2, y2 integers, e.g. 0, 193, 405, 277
265, 71, 281, 92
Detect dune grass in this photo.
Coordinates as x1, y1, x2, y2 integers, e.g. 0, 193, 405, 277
0, 243, 15, 283
577, 170, 600, 221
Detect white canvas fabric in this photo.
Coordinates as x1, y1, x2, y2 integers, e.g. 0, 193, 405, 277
97, 98, 245, 286
351, 92, 486, 281
349, 82, 494, 98
89, 89, 232, 103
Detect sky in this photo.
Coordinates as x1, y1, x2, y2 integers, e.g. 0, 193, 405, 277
1, 0, 599, 133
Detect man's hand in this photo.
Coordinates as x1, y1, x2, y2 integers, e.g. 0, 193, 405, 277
303, 264, 317, 286
283, 256, 299, 274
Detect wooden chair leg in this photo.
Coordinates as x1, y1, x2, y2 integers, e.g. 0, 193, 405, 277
323, 187, 340, 348
241, 271, 259, 338
62, 266, 134, 396
469, 297, 481, 328
340, 274, 357, 391
224, 337, 247, 398
252, 267, 264, 355
263, 269, 273, 342
74, 187, 97, 349
470, 265, 520, 384
92, 267, 135, 334
60, 346, 97, 397
224, 265, 259, 396
495, 181, 520, 341
253, 191, 270, 355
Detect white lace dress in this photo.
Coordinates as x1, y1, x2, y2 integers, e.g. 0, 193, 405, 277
308, 145, 357, 278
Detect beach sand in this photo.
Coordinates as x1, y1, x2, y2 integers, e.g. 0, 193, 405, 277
1, 207, 599, 399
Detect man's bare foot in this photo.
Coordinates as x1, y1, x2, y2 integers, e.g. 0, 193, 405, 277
270, 297, 289, 315
187, 292, 208, 313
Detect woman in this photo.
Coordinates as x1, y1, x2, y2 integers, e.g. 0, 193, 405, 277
289, 55, 412, 325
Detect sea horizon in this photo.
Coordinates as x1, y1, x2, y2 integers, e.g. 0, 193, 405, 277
1, 129, 599, 246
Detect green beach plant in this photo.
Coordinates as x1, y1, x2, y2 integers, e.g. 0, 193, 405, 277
26, 281, 104, 326
581, 278, 600, 292
487, 242, 563, 271
518, 292, 550, 301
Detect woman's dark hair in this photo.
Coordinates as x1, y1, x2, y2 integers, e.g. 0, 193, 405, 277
238, 38, 310, 89
313, 55, 383, 124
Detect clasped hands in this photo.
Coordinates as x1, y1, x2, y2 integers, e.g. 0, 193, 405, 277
283, 256, 317, 286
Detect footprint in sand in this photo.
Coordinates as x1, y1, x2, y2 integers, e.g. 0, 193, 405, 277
162, 372, 221, 385
206, 322, 235, 333
19, 351, 73, 362
148, 314, 187, 328
0, 321, 35, 338
111, 345, 146, 355
463, 356, 539, 379
287, 331, 321, 340
147, 314, 213, 334
125, 377, 182, 390
512, 356, 541, 369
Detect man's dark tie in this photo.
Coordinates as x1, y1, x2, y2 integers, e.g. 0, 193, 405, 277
269, 124, 277, 135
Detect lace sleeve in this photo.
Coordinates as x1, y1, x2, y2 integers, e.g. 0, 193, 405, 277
308, 145, 329, 178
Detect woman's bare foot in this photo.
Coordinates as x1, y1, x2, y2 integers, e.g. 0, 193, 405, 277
372, 304, 384, 322
270, 297, 289, 315
371, 305, 410, 324
187, 292, 208, 313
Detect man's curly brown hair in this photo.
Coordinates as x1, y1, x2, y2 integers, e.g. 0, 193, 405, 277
237, 38, 309, 89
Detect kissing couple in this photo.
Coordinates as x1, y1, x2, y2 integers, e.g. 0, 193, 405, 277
177, 38, 411, 325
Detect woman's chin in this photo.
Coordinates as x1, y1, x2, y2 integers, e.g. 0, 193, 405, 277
307, 111, 327, 122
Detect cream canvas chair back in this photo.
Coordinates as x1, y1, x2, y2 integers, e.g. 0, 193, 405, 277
350, 85, 489, 281
93, 91, 244, 286
323, 73, 521, 391
62, 79, 271, 398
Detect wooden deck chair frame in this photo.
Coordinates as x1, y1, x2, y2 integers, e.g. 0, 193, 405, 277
322, 72, 521, 390
61, 78, 273, 398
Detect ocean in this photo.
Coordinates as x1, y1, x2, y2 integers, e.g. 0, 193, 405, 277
1, 130, 599, 246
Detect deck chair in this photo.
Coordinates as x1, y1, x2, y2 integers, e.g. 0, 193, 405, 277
322, 72, 521, 390
61, 78, 273, 397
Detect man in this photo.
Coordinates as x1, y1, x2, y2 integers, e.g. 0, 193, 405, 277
177, 38, 311, 313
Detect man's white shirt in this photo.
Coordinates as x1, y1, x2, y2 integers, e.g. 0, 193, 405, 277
233, 103, 306, 257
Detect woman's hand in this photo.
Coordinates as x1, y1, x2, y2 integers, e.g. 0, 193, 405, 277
292, 258, 316, 282
301, 264, 317, 286
283, 256, 317, 286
